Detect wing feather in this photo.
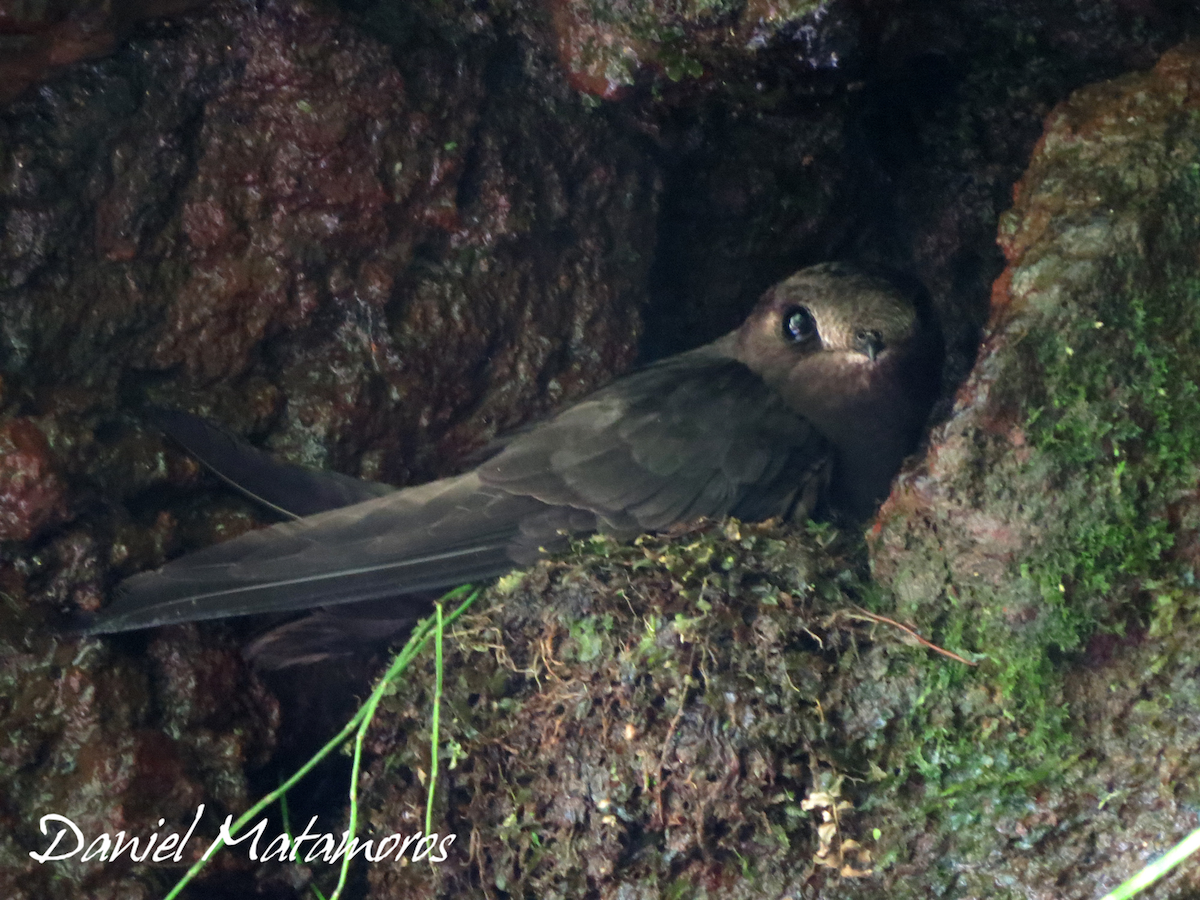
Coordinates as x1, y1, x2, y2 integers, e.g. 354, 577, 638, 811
148, 408, 395, 518
88, 472, 553, 632
91, 346, 829, 633
481, 347, 828, 530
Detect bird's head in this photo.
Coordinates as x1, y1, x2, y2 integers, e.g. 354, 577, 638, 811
731, 262, 941, 513
734, 263, 925, 386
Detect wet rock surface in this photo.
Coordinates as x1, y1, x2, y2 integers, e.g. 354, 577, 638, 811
0, 0, 209, 104
2, 0, 1200, 897
0, 607, 278, 899
1, 0, 656, 895
1, 0, 657, 478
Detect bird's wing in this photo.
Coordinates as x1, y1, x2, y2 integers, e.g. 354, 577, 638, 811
480, 347, 830, 532
88, 471, 561, 632
147, 407, 396, 518
89, 351, 827, 634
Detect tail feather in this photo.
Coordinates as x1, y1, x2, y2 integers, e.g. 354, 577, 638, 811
147, 407, 395, 518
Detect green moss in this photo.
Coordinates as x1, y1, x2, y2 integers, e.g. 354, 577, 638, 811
372, 520, 882, 897
855, 167, 1200, 876
566, 613, 612, 662
1027, 276, 1200, 603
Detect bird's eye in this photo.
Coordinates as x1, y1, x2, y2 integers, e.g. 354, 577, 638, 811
783, 306, 817, 343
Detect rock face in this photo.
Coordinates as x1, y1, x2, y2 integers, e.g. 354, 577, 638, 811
0, 1, 657, 896
867, 40, 1200, 897
0, 0, 658, 479
3, 0, 1200, 897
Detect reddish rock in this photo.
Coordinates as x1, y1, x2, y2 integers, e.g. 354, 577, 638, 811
0, 0, 209, 104
0, 2, 656, 896
0, 417, 68, 541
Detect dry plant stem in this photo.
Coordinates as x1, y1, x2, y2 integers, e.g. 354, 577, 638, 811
841, 606, 977, 665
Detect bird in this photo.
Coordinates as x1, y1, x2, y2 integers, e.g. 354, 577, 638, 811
85, 263, 941, 658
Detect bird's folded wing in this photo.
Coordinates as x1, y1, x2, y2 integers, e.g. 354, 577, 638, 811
88, 472, 558, 632
147, 407, 395, 518
90, 350, 827, 634
481, 347, 830, 530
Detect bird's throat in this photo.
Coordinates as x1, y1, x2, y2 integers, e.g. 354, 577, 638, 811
790, 353, 926, 518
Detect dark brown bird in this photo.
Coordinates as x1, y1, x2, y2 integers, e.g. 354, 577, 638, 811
86, 263, 940, 649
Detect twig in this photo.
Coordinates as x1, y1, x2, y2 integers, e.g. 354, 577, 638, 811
840, 606, 977, 666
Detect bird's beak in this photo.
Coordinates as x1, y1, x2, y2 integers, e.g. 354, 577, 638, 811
854, 330, 884, 361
